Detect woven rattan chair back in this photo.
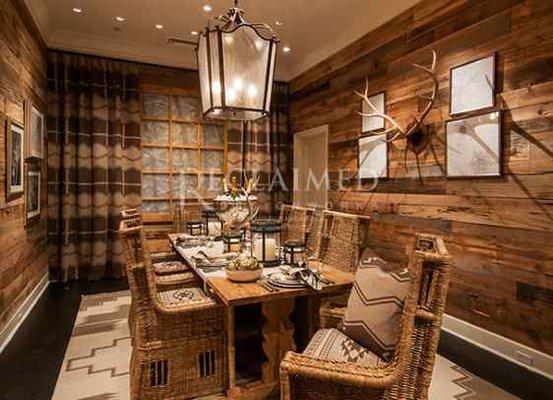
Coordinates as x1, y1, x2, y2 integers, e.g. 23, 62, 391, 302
173, 203, 203, 232
401, 234, 453, 399
279, 204, 311, 244
317, 210, 361, 272
305, 208, 324, 257
119, 218, 150, 266
122, 208, 142, 222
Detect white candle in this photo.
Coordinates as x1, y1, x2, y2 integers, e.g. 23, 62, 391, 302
208, 221, 221, 236
253, 238, 277, 261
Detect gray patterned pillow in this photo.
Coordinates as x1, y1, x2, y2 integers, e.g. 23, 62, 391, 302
339, 249, 410, 361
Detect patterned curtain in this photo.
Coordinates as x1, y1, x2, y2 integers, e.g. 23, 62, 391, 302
47, 52, 141, 281
226, 82, 291, 215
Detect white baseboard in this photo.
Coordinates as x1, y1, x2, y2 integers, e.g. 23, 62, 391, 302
0, 273, 49, 354
442, 314, 553, 380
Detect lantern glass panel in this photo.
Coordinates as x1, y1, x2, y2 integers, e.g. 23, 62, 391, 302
209, 30, 222, 109
198, 34, 211, 114
222, 27, 269, 112
252, 230, 280, 265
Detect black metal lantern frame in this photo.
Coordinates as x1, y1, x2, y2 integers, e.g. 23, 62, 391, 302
202, 208, 223, 237
283, 240, 307, 267
196, 2, 279, 121
251, 219, 281, 267
223, 232, 243, 253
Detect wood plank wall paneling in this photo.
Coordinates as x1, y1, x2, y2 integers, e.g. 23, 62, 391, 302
0, 0, 47, 332
290, 0, 553, 354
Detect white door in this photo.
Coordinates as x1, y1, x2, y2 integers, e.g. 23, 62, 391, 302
294, 125, 329, 208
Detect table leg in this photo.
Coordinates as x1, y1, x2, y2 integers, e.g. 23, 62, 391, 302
261, 298, 296, 385
226, 306, 236, 389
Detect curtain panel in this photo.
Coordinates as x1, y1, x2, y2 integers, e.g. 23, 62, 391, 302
47, 52, 141, 281
227, 82, 292, 215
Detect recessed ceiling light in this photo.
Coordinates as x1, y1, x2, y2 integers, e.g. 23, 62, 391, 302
203, 4, 212, 12
275, 20, 283, 26
282, 46, 291, 53
191, 30, 199, 36
115, 16, 125, 22
155, 24, 164, 29
72, 7, 82, 13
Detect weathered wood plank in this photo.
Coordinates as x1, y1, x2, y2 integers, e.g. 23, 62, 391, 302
291, 0, 553, 354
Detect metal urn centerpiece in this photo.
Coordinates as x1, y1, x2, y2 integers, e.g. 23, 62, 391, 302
214, 175, 259, 238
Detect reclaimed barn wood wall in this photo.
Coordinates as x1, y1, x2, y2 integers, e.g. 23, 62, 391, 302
290, 0, 553, 354
0, 0, 47, 332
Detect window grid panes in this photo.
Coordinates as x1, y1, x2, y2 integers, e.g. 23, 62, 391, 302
141, 92, 226, 214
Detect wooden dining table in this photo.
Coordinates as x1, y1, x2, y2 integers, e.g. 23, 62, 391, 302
168, 234, 355, 399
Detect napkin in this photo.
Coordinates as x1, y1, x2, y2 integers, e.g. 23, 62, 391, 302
282, 265, 325, 291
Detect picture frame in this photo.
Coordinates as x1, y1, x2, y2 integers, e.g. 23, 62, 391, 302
25, 163, 41, 225
361, 91, 386, 133
25, 101, 44, 159
6, 118, 24, 201
358, 133, 388, 180
446, 110, 502, 178
450, 53, 496, 116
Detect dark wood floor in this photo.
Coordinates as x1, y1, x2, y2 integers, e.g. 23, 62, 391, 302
0, 278, 550, 400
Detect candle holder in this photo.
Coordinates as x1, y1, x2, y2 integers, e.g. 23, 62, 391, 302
223, 232, 243, 253
186, 221, 203, 236
202, 208, 222, 238
283, 240, 307, 267
251, 219, 281, 267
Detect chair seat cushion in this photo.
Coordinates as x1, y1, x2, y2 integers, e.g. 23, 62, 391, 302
153, 260, 189, 275
339, 248, 410, 361
155, 271, 196, 286
303, 328, 386, 368
157, 288, 215, 307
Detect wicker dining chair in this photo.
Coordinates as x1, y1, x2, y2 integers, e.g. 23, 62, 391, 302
173, 203, 204, 235
119, 219, 226, 399
120, 209, 196, 291
305, 208, 324, 257
280, 234, 453, 400
279, 204, 313, 244
316, 210, 366, 328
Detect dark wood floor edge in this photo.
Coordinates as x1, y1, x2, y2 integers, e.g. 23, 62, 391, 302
438, 329, 553, 400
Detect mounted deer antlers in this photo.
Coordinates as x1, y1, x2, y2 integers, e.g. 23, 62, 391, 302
356, 50, 438, 155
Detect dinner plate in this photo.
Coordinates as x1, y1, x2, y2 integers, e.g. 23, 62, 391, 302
268, 272, 306, 288
196, 258, 228, 269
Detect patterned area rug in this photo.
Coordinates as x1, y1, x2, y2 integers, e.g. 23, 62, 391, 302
52, 291, 519, 400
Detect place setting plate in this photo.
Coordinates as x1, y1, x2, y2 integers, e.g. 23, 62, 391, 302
267, 271, 306, 289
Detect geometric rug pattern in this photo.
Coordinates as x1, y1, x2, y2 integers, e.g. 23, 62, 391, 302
52, 291, 519, 400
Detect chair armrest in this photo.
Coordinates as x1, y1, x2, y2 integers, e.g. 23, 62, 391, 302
280, 351, 406, 390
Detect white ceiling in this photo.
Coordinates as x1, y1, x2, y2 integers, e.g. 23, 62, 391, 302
25, 0, 419, 81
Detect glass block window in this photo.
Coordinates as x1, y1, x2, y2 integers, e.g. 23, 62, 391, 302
141, 91, 227, 214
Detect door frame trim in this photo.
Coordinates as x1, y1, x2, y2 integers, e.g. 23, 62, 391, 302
293, 125, 329, 207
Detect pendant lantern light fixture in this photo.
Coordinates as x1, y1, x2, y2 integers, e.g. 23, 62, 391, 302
196, 0, 279, 121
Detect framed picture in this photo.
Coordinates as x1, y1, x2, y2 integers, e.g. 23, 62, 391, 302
450, 53, 496, 116
25, 164, 41, 224
446, 110, 502, 178
6, 118, 24, 201
25, 101, 44, 159
358, 134, 388, 179
361, 91, 386, 133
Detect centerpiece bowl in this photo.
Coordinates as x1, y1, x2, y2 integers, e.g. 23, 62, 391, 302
225, 256, 262, 282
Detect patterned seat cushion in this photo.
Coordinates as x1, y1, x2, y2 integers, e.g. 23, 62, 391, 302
153, 260, 189, 275
303, 328, 386, 368
154, 271, 196, 286
339, 248, 410, 361
157, 288, 214, 307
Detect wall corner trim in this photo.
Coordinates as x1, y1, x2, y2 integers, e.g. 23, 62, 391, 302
0, 273, 49, 354
443, 314, 553, 380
